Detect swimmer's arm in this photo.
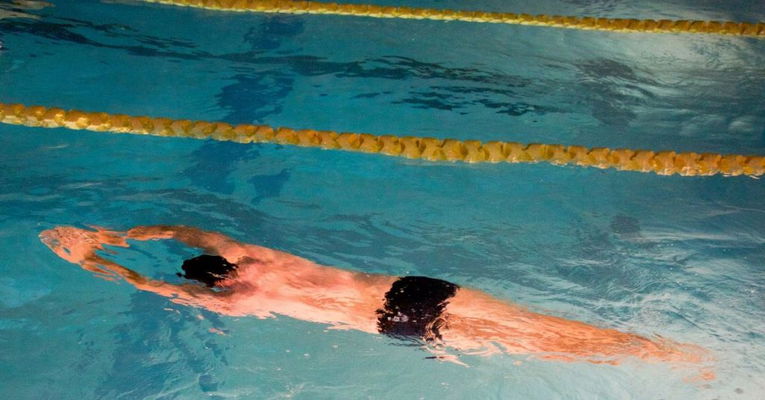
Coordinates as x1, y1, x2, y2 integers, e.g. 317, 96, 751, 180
126, 225, 290, 265
84, 253, 215, 302
41, 226, 223, 307
126, 225, 243, 255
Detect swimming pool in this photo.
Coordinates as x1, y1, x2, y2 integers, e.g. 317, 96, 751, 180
1, 0, 764, 398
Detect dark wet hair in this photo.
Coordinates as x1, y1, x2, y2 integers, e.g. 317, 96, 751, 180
178, 255, 238, 287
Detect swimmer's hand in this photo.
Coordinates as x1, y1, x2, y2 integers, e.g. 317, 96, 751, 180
40, 226, 137, 279
40, 226, 127, 264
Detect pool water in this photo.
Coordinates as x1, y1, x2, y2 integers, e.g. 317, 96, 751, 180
1, 0, 764, 398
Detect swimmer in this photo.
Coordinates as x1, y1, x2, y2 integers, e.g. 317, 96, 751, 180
39, 225, 713, 377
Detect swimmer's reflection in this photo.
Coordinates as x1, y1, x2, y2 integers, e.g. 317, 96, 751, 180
40, 225, 713, 378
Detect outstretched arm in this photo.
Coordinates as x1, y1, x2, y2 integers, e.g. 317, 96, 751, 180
126, 225, 240, 254
40, 226, 219, 306
125, 225, 284, 265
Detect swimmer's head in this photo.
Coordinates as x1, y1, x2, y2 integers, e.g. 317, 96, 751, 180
179, 255, 238, 287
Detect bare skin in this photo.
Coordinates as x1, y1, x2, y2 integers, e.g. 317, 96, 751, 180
39, 225, 713, 378
0, 1, 51, 20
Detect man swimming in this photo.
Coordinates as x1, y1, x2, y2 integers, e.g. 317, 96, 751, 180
39, 225, 712, 377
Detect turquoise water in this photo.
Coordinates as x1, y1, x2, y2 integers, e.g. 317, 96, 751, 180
1, 0, 764, 398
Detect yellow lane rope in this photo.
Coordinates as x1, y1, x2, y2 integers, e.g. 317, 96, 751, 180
139, 0, 765, 37
1, 103, 763, 177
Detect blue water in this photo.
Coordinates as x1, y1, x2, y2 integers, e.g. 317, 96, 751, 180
1, 0, 764, 398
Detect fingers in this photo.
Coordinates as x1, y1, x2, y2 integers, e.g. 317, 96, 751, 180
39, 226, 96, 263
40, 226, 130, 264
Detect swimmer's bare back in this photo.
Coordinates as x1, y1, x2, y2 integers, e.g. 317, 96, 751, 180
39, 225, 713, 378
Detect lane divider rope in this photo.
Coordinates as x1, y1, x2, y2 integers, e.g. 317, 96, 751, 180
139, 0, 765, 37
1, 103, 763, 177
